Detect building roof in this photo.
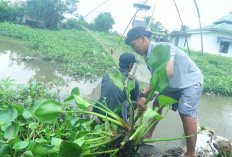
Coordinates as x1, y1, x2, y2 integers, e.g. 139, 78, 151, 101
170, 12, 232, 35
191, 23, 232, 33
214, 12, 232, 24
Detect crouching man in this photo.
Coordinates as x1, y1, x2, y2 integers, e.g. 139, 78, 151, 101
93, 53, 139, 122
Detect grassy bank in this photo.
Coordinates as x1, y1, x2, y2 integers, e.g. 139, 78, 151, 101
1, 22, 232, 95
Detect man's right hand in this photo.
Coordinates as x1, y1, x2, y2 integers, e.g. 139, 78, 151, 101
137, 97, 147, 113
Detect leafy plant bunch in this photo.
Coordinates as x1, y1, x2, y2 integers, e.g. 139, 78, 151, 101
0, 45, 204, 156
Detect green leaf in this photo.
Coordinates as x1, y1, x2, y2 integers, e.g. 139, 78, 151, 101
127, 79, 135, 92
74, 95, 91, 110
1, 123, 11, 132
69, 117, 80, 126
71, 87, 80, 96
12, 104, 24, 115
13, 141, 29, 150
51, 137, 63, 151
81, 120, 95, 130
32, 100, 47, 112
23, 108, 33, 119
150, 72, 159, 90
27, 141, 36, 151
147, 44, 171, 71
32, 143, 57, 156
157, 95, 179, 108
73, 137, 85, 147
113, 103, 123, 114
29, 123, 38, 129
35, 138, 47, 143
143, 107, 162, 120
64, 95, 74, 102
21, 151, 33, 157
59, 141, 81, 157
0, 105, 18, 125
8, 137, 21, 147
156, 70, 169, 92
147, 44, 171, 92
0, 144, 10, 157
3, 122, 19, 139
108, 70, 125, 91
34, 100, 62, 123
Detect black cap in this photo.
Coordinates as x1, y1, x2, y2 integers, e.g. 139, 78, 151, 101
119, 53, 139, 68
125, 27, 152, 45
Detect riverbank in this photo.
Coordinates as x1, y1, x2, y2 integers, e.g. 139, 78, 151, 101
1, 22, 232, 96
139, 128, 232, 157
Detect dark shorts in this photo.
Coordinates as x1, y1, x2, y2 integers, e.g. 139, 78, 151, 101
154, 83, 203, 118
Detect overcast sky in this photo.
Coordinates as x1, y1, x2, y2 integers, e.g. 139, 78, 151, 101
77, 0, 232, 34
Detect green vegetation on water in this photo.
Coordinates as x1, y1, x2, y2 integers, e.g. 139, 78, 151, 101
189, 51, 232, 96
0, 22, 115, 78
1, 22, 232, 96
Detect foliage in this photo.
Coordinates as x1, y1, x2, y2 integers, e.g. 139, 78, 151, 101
187, 50, 232, 95
0, 22, 115, 78
146, 16, 169, 34
24, 0, 79, 29
61, 18, 94, 31
0, 0, 24, 23
0, 77, 56, 107
180, 25, 189, 31
94, 12, 115, 32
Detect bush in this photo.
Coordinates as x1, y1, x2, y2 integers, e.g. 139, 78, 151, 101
61, 19, 94, 31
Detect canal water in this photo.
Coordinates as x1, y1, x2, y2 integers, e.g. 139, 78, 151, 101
1, 38, 231, 151
0, 38, 101, 96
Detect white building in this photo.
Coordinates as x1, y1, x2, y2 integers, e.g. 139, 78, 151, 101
170, 12, 232, 57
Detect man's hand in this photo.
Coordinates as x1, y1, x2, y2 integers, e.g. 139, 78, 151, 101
137, 97, 147, 113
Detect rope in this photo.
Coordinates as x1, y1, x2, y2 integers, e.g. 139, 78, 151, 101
193, 0, 204, 55
172, 0, 191, 56
84, 0, 111, 19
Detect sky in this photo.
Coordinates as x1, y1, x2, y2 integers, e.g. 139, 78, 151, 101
77, 0, 232, 34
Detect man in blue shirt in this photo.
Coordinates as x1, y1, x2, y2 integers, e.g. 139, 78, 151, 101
125, 27, 203, 157
93, 53, 139, 122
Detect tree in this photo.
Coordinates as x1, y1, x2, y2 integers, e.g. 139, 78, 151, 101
62, 18, 94, 30
146, 16, 169, 34
180, 25, 189, 31
0, 1, 24, 23
94, 12, 115, 32
25, 0, 79, 29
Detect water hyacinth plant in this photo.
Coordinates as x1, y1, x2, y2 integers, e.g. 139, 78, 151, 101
0, 45, 204, 156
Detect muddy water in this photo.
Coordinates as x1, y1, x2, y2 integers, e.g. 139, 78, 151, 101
1, 38, 232, 151
0, 38, 101, 96
146, 93, 232, 151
